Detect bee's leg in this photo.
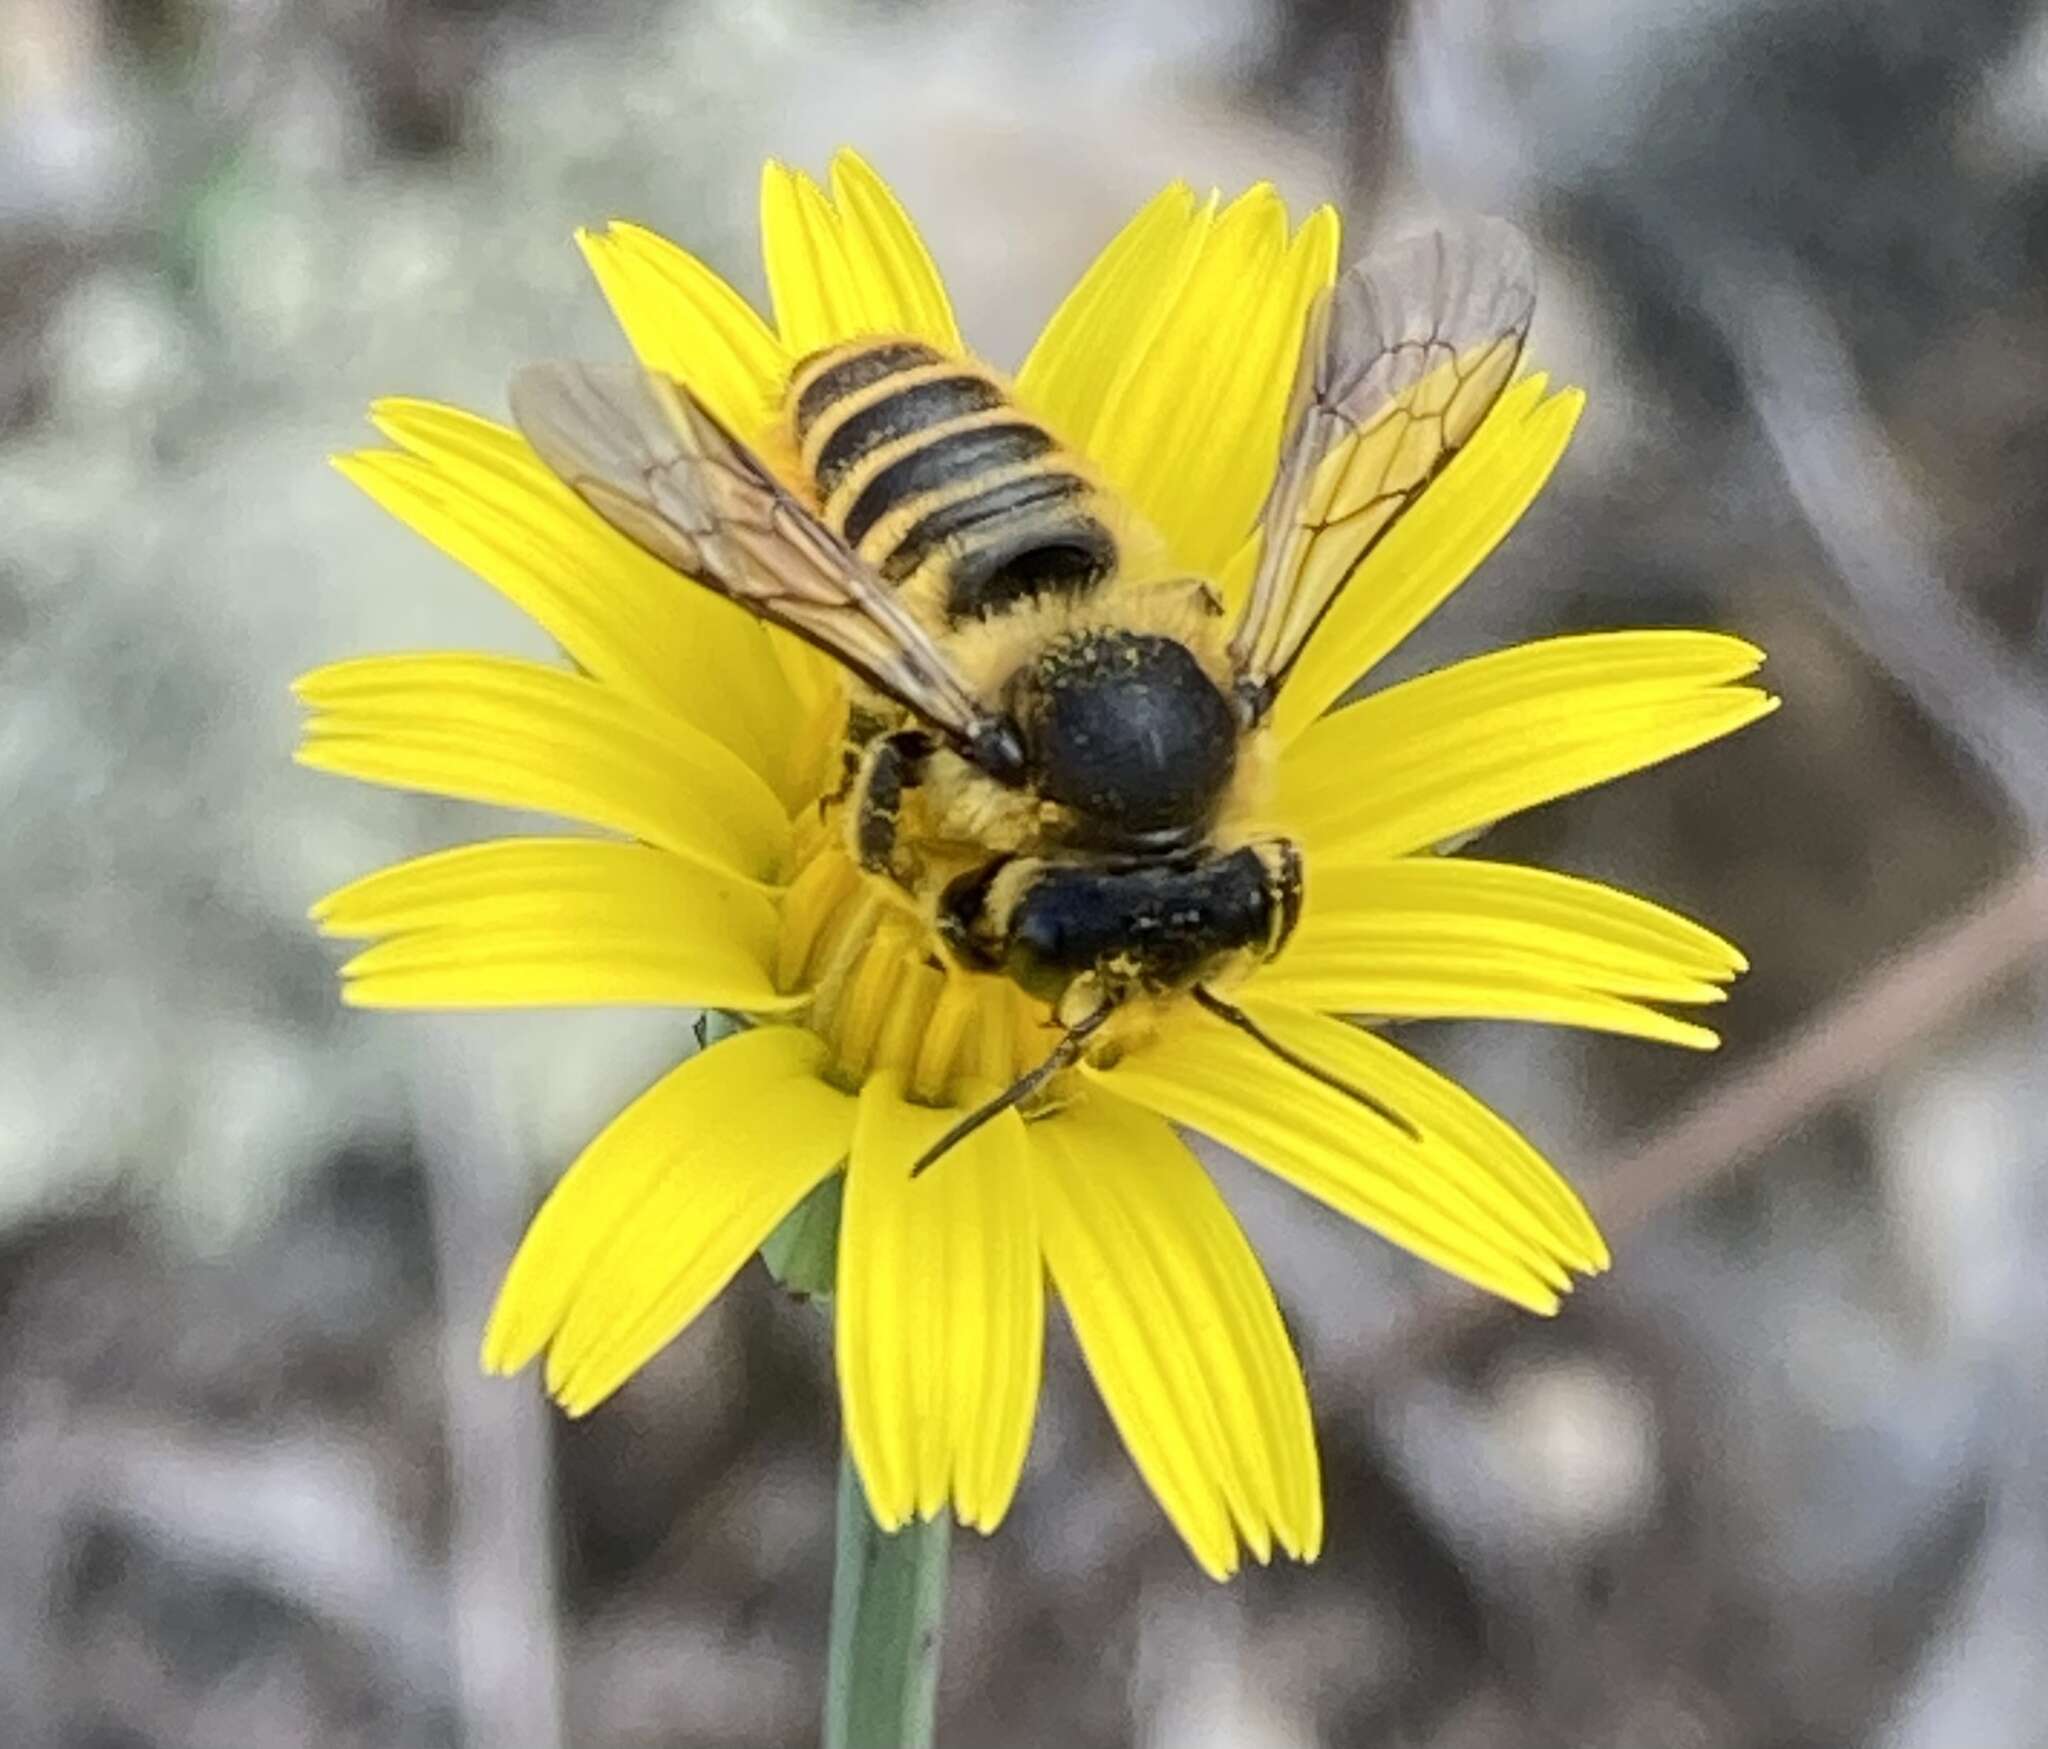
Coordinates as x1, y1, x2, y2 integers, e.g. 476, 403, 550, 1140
847, 729, 933, 884
820, 702, 897, 820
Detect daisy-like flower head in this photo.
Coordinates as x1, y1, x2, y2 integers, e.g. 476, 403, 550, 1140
302, 152, 1775, 1579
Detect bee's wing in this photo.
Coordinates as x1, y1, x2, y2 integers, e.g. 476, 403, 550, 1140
509, 362, 1003, 755
1228, 220, 1536, 720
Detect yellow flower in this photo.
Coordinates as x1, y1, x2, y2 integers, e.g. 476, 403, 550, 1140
301, 151, 1775, 1579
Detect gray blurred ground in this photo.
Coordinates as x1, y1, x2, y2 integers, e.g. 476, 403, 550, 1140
5, 0, 2048, 1744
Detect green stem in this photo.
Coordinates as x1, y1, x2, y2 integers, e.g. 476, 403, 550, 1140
763, 1164, 952, 1748
760, 1170, 842, 1299
824, 1451, 951, 1749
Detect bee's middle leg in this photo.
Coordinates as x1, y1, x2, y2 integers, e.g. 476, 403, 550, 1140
847, 729, 933, 884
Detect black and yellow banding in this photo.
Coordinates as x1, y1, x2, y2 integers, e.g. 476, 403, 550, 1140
788, 338, 1117, 623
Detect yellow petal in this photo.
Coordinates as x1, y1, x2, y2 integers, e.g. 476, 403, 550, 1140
311, 837, 798, 1012
1279, 632, 1777, 864
1032, 1095, 1320, 1579
761, 161, 860, 357
837, 1073, 1042, 1532
1287, 857, 1747, 978
829, 149, 963, 352
1255, 858, 1743, 1046
1083, 189, 1340, 574
1269, 856, 1737, 983
1240, 998, 1607, 1268
483, 1027, 853, 1412
1014, 181, 1210, 444
294, 654, 791, 884
1271, 377, 1586, 741
1255, 970, 1723, 1049
312, 835, 775, 944
576, 222, 791, 447
762, 156, 960, 358
1094, 1003, 1606, 1312
337, 402, 799, 790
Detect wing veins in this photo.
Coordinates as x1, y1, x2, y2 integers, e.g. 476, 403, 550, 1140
1229, 222, 1535, 720
508, 361, 1002, 756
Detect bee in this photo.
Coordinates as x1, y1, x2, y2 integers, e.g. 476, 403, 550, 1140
510, 218, 1535, 1170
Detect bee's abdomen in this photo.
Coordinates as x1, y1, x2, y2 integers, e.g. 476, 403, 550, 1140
789, 338, 1116, 622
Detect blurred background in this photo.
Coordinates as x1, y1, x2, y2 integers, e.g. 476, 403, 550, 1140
6, 0, 2048, 1743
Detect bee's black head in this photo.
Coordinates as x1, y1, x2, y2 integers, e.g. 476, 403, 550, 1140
1012, 629, 1237, 849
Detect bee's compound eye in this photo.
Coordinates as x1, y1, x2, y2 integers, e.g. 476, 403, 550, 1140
999, 874, 1103, 1006
936, 860, 1010, 970
1004, 918, 1074, 1006
1011, 898, 1060, 959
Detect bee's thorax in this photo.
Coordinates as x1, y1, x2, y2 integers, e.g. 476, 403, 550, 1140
1007, 628, 1238, 852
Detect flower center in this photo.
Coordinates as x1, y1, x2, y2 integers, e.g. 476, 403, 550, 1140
771, 811, 1053, 1105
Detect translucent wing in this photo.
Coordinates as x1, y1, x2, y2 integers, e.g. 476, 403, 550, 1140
509, 362, 1012, 763
1228, 220, 1536, 721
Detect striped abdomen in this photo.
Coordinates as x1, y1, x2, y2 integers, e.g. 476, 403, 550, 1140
788, 338, 1117, 624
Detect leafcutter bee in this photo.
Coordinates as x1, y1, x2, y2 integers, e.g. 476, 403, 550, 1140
511, 219, 1535, 1170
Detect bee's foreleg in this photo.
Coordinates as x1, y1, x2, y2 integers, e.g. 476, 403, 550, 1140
819, 702, 898, 820
847, 729, 933, 885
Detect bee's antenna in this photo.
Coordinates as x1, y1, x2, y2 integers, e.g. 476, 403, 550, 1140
908, 1001, 1117, 1178
1191, 986, 1421, 1141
